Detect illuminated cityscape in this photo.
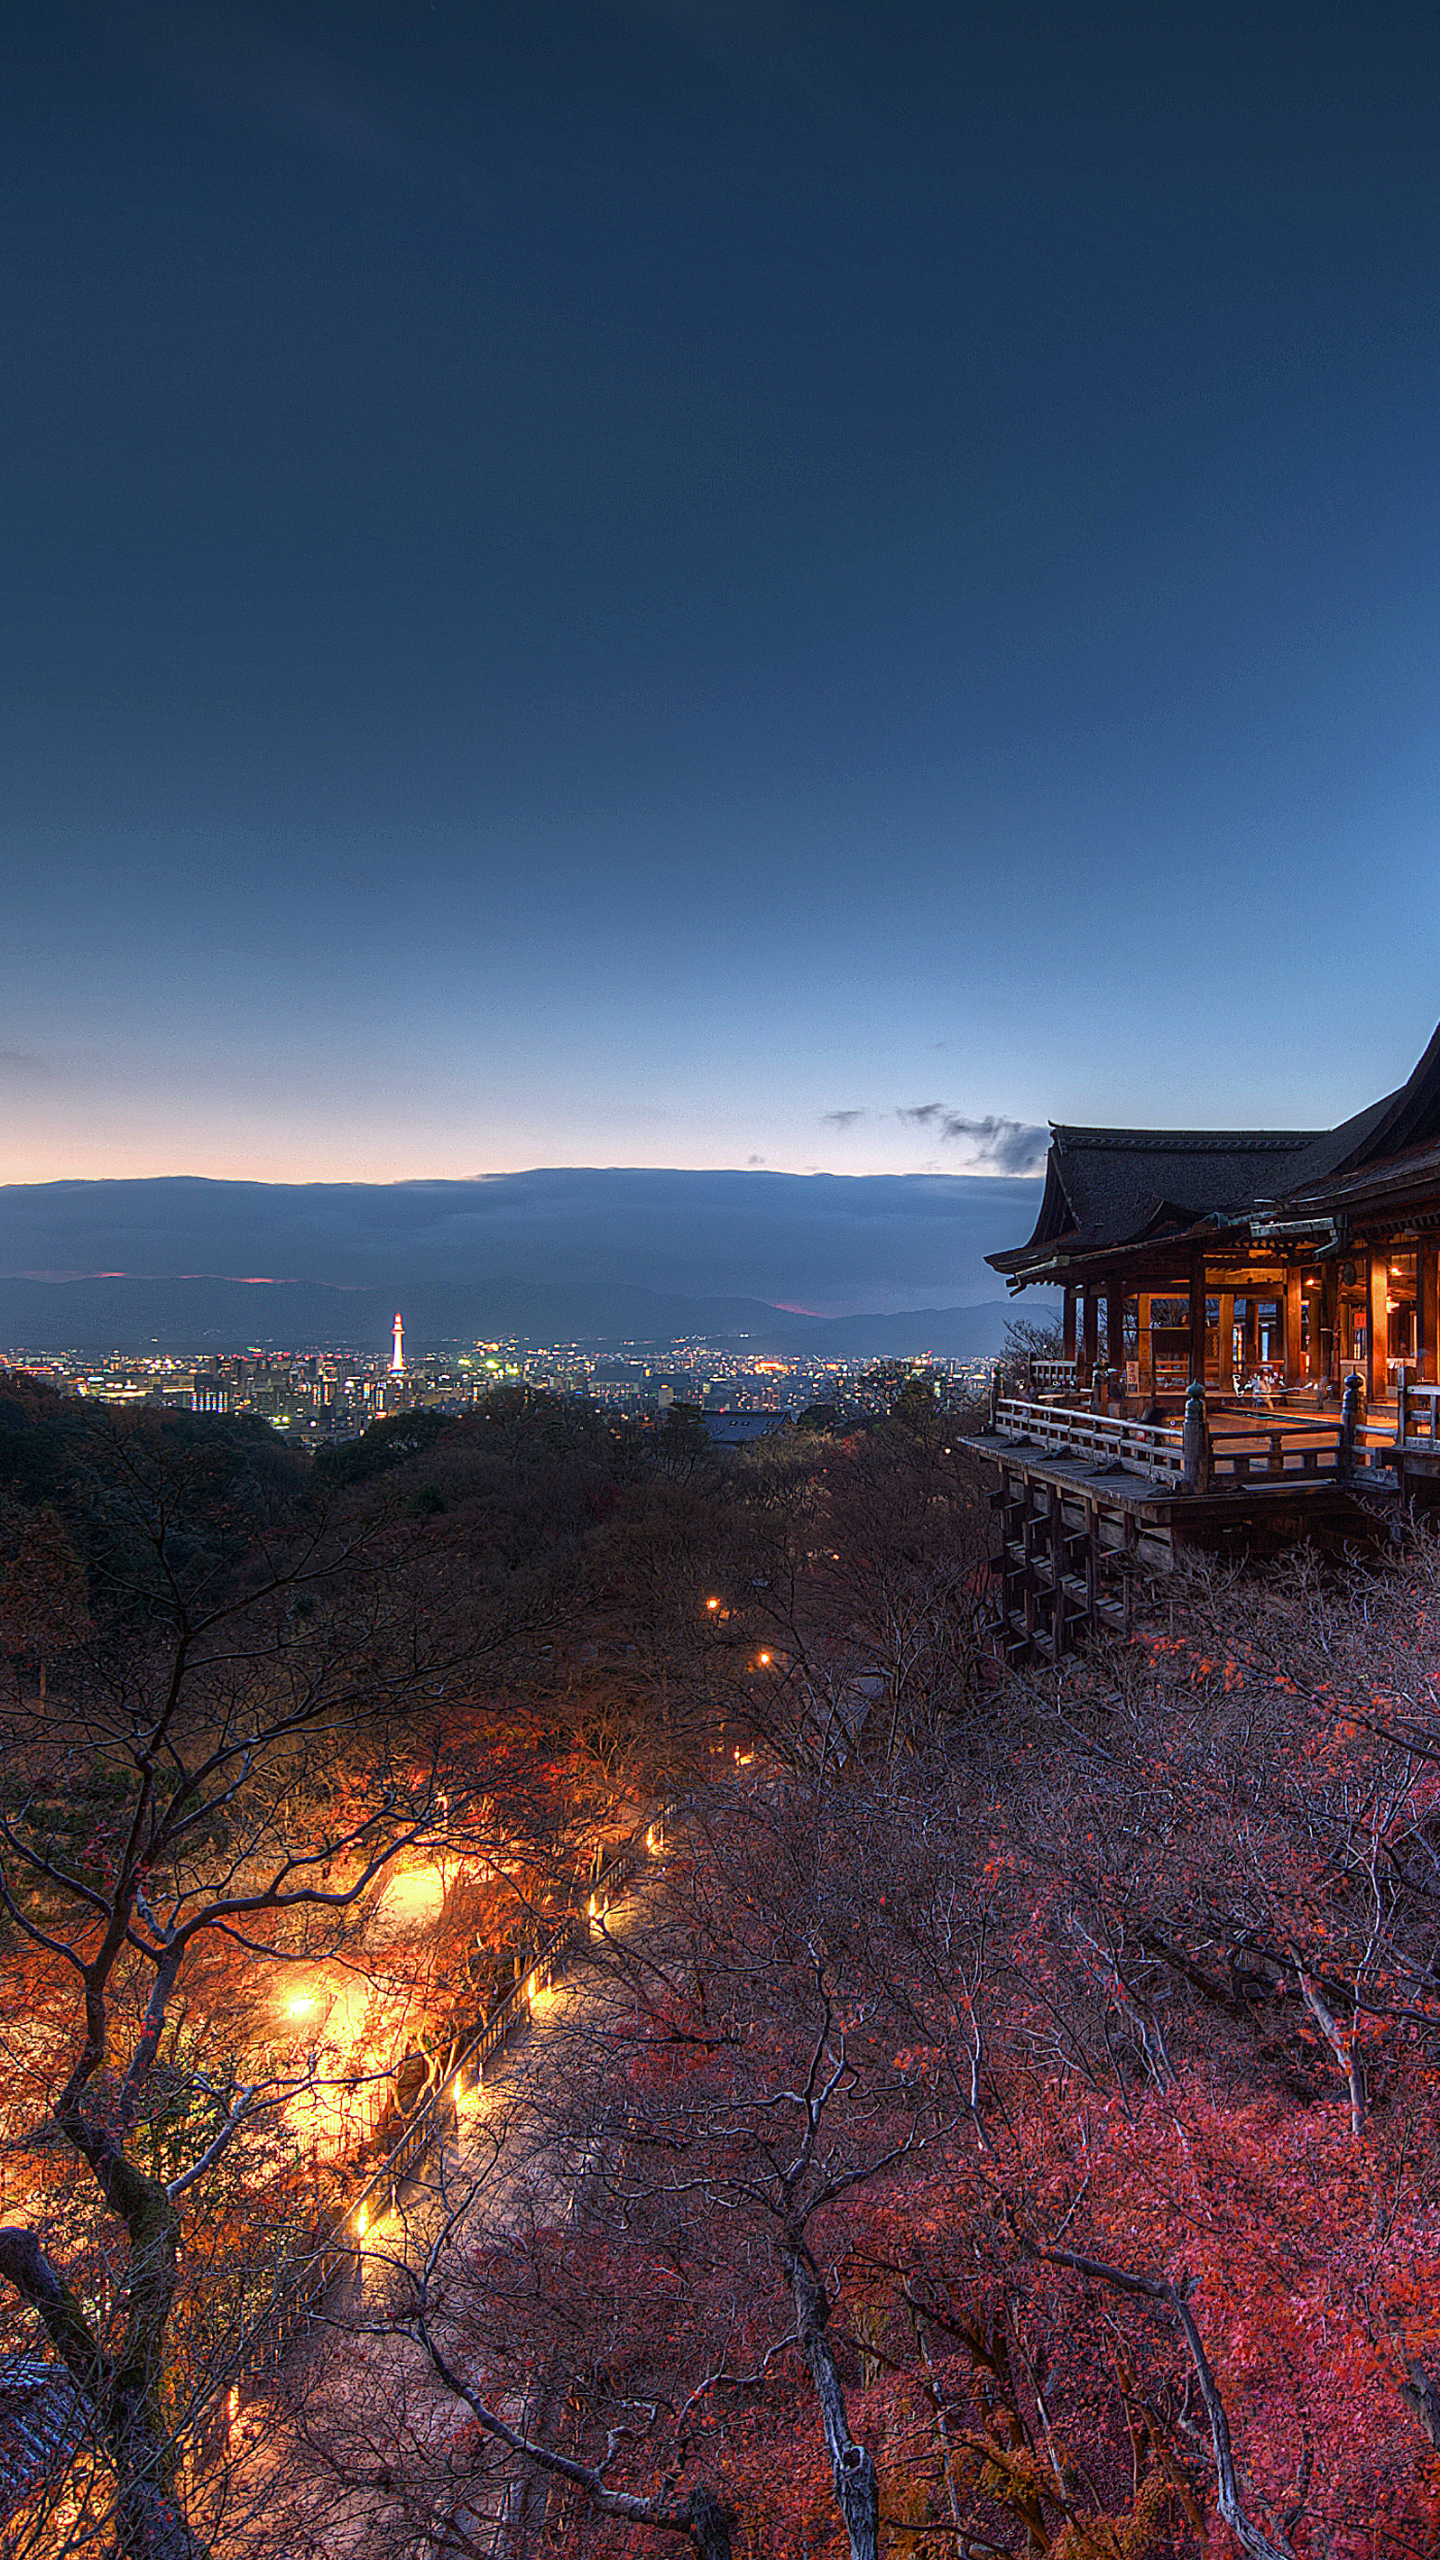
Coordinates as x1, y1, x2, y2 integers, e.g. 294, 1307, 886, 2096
0, 1332, 992, 1446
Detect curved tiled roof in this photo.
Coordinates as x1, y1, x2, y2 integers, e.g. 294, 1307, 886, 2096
989, 1018, 1440, 1280
0, 2358, 87, 2527
990, 1126, 1320, 1274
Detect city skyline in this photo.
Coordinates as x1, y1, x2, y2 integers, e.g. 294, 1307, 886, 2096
5, 5, 1440, 1198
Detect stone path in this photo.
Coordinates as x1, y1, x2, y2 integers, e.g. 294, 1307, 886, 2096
216, 1878, 647, 2560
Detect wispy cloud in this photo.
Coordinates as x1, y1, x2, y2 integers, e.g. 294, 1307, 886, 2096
823, 1108, 866, 1128
898, 1107, 1047, 1173
0, 1050, 51, 1084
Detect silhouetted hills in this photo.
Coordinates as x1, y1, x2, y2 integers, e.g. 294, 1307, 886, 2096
0, 1171, 1048, 1356
0, 1273, 1019, 1360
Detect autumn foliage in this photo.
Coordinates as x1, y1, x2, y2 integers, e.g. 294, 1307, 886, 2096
7, 1370, 1440, 2560
308, 1492, 1440, 2560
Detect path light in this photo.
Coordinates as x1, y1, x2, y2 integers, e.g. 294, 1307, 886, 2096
757, 1651, 771, 1665
706, 1597, 719, 1612
288, 1995, 314, 2018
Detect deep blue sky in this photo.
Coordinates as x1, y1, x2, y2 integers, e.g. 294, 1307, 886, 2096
4, 0, 1440, 1193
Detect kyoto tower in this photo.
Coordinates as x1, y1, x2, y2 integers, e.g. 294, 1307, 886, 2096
390, 1311, 404, 1375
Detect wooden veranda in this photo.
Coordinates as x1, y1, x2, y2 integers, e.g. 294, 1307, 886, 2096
975, 1014, 1440, 1659
963, 1376, 1438, 1666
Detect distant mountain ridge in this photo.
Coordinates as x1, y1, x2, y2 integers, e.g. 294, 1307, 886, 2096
0, 1273, 1020, 1361
0, 1169, 1051, 1356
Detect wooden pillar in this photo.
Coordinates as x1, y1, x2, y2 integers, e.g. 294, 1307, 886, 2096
1317, 1264, 1338, 1383
1243, 1296, 1259, 1376
1419, 1241, 1439, 1386
1063, 1287, 1076, 1362
1367, 1245, 1390, 1403
1105, 1279, 1125, 1379
1137, 1291, 1153, 1395
1188, 1255, 1207, 1385
1081, 1288, 1099, 1386
1284, 1264, 1303, 1388
1218, 1292, 1235, 1395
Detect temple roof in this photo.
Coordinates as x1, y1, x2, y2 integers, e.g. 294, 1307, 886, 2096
0, 2359, 87, 2528
989, 1127, 1320, 1278
988, 1016, 1440, 1284
1276, 1017, 1440, 1199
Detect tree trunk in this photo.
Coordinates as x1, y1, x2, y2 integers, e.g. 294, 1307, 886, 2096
783, 2240, 879, 2560
112, 2446, 211, 2560
0, 2219, 210, 2560
681, 2485, 735, 2560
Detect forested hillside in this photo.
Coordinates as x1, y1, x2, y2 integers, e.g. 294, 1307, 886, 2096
2, 1372, 1439, 2559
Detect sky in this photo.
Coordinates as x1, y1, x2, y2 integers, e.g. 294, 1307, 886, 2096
5, 1, 1440, 1199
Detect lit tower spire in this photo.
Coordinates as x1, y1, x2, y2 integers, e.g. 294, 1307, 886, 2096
391, 1312, 404, 1375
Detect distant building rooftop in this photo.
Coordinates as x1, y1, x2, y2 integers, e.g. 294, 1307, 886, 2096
0, 2357, 88, 2528
702, 1409, 794, 1446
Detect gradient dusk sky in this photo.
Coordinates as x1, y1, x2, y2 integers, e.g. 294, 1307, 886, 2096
4, 1, 1440, 1189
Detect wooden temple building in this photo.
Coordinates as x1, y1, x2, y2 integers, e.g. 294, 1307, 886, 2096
989, 1015, 1440, 1404
968, 1020, 1440, 1664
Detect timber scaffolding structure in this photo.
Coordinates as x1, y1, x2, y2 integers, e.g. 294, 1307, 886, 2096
966, 1013, 1440, 1664
964, 1369, 1429, 1666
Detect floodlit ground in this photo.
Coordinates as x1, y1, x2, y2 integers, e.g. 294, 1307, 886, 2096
212, 1873, 648, 2560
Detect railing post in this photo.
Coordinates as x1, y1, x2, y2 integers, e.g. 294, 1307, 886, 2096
1398, 1363, 1411, 1450
1181, 1381, 1211, 1493
987, 1363, 1000, 1433
1339, 1371, 1361, 1481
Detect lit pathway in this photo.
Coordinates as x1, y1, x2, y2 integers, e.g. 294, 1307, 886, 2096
219, 1874, 650, 2560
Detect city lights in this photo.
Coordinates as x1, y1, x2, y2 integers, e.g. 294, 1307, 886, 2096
20, 1339, 980, 1450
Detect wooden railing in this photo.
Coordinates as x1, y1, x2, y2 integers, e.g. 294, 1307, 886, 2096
1397, 1379, 1440, 1449
994, 1396, 1188, 1483
988, 1393, 1401, 1490
232, 1807, 671, 2381
1209, 1420, 1349, 1484
1026, 1358, 1078, 1394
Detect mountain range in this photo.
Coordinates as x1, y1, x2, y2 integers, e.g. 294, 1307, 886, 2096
0, 1171, 1050, 1356
0, 1273, 1020, 1360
